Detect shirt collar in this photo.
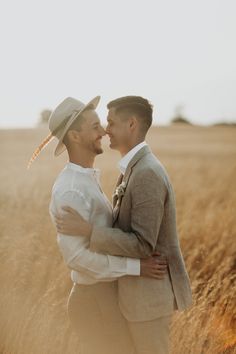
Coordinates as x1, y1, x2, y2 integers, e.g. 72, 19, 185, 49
66, 162, 100, 181
118, 141, 148, 175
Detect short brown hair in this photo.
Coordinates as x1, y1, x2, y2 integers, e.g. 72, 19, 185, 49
107, 96, 153, 133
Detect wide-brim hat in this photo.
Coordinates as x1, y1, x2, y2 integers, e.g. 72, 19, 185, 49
27, 95, 100, 168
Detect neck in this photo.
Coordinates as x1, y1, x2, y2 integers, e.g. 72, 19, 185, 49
68, 148, 95, 168
120, 138, 145, 157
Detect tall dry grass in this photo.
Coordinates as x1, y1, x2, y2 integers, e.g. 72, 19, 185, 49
0, 125, 235, 354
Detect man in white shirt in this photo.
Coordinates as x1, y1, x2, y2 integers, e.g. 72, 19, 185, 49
29, 96, 168, 354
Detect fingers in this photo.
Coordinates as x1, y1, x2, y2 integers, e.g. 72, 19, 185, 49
57, 227, 63, 234
62, 206, 78, 215
150, 252, 168, 264
54, 215, 67, 230
153, 268, 166, 275
54, 216, 65, 233
153, 256, 167, 265
155, 258, 167, 264
152, 266, 167, 273
150, 263, 168, 277
141, 258, 167, 268
154, 264, 167, 270
55, 216, 63, 229
55, 215, 62, 225
152, 252, 167, 261
151, 274, 165, 279
146, 273, 166, 280
142, 264, 168, 279
148, 258, 167, 266
152, 251, 161, 256
56, 224, 64, 233
149, 269, 167, 279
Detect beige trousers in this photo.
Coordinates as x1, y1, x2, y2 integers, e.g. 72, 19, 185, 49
127, 314, 172, 354
67, 281, 135, 354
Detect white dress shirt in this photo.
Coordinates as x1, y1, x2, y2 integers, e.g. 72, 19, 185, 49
49, 162, 140, 285
118, 141, 148, 175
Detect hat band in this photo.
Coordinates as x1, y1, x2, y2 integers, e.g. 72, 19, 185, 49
52, 118, 68, 137
52, 109, 81, 138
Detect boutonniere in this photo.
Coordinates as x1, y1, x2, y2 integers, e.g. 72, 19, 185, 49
114, 181, 127, 200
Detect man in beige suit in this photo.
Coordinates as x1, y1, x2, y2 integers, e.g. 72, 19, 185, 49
56, 96, 192, 354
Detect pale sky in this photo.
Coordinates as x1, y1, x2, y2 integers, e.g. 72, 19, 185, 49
0, 0, 236, 128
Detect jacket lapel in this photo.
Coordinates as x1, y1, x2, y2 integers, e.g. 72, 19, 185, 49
112, 173, 123, 208
112, 145, 151, 225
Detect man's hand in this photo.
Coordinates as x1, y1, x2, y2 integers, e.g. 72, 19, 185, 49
140, 252, 168, 279
55, 206, 92, 237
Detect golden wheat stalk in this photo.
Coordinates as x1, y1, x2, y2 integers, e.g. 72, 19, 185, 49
27, 132, 54, 169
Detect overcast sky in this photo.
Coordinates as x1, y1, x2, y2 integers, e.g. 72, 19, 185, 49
0, 0, 235, 128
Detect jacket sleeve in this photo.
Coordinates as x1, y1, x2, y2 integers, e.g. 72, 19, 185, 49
90, 172, 167, 258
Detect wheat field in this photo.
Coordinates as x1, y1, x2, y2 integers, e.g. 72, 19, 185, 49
0, 125, 235, 354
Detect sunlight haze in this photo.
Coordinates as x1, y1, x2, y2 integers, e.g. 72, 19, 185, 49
0, 0, 235, 127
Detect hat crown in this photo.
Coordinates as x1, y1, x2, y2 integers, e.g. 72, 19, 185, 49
49, 97, 86, 135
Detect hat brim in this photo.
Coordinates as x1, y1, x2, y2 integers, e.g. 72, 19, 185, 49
54, 95, 101, 156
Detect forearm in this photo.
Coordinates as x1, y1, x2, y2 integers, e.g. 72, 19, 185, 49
68, 251, 140, 280
57, 234, 140, 280
90, 226, 154, 258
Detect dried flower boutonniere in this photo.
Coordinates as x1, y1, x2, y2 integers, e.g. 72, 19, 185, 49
114, 181, 127, 201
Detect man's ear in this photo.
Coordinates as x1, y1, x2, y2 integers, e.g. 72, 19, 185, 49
129, 116, 138, 131
67, 129, 81, 143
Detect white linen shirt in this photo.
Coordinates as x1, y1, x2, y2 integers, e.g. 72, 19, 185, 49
49, 162, 140, 284
118, 141, 148, 175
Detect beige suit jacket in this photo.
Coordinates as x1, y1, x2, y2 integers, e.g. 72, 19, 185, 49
90, 145, 192, 321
